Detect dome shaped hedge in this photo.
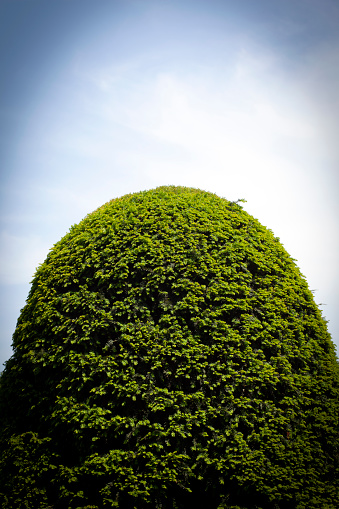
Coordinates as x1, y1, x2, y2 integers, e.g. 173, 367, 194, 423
0, 186, 338, 508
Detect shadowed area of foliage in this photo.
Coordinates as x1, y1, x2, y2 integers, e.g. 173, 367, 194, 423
0, 186, 338, 508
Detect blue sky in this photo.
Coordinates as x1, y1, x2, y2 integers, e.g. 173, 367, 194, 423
1, 0, 338, 367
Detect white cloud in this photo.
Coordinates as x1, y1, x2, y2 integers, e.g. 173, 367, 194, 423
77, 53, 320, 205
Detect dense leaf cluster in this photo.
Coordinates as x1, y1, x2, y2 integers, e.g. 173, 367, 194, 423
0, 186, 338, 508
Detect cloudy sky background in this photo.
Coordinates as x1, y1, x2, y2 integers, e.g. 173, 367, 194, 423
1, 0, 338, 367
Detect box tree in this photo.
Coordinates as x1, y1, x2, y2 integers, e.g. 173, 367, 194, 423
0, 186, 338, 508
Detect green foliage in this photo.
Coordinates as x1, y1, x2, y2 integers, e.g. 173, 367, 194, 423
0, 186, 338, 508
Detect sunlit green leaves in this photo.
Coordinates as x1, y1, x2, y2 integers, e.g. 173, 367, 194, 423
0, 186, 338, 508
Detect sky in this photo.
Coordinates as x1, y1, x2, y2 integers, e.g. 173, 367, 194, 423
0, 0, 338, 368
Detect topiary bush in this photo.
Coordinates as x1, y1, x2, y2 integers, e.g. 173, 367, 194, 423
0, 186, 338, 508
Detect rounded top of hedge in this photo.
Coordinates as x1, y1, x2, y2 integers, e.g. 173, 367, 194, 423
1, 185, 338, 509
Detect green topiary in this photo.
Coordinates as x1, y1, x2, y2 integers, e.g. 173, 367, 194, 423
0, 186, 338, 508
